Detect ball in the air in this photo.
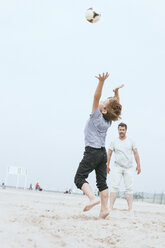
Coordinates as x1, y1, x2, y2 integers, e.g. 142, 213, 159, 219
85, 8, 101, 23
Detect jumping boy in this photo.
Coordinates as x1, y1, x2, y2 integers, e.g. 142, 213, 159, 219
74, 72, 124, 218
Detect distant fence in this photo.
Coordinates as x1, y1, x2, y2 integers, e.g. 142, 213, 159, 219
117, 191, 165, 205
1, 185, 165, 205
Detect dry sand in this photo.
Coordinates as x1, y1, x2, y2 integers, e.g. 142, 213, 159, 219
0, 188, 165, 248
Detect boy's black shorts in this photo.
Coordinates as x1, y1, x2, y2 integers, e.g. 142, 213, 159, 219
74, 146, 108, 192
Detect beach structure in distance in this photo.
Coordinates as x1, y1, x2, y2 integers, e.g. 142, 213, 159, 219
5, 166, 27, 189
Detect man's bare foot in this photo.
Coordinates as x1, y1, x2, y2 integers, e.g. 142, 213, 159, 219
128, 209, 134, 215
99, 210, 109, 219
83, 198, 100, 212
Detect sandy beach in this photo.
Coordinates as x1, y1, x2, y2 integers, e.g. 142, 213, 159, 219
0, 188, 165, 248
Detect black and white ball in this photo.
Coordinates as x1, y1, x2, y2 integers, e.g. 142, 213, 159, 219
85, 8, 101, 23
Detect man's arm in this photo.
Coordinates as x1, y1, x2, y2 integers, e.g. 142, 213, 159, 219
133, 148, 141, 174
113, 84, 124, 102
92, 72, 109, 113
107, 149, 113, 174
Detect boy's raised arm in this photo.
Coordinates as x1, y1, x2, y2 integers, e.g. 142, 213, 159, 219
113, 84, 124, 102
92, 72, 109, 113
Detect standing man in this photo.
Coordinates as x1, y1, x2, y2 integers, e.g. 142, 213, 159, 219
107, 123, 141, 211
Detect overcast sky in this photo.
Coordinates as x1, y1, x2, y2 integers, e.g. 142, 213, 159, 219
0, 0, 165, 193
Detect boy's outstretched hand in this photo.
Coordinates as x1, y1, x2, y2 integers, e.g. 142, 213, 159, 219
95, 72, 109, 82
113, 84, 124, 102
113, 84, 124, 93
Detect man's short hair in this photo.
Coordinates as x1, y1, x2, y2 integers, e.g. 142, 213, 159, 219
118, 122, 127, 130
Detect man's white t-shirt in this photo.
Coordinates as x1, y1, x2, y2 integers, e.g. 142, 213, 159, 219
109, 137, 137, 168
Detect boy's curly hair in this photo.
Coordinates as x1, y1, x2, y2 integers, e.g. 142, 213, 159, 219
103, 99, 122, 121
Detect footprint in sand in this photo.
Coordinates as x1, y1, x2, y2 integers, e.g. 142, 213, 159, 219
10, 218, 17, 222
70, 215, 98, 221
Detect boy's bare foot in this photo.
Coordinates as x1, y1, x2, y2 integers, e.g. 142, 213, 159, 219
83, 198, 100, 212
99, 210, 109, 219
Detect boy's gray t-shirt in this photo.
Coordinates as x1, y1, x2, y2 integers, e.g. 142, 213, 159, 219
84, 109, 112, 148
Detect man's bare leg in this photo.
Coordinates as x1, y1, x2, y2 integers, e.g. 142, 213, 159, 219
99, 189, 109, 219
126, 194, 133, 211
110, 192, 117, 210
81, 183, 100, 211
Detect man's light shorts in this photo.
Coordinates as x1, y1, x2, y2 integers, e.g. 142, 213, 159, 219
111, 165, 134, 194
